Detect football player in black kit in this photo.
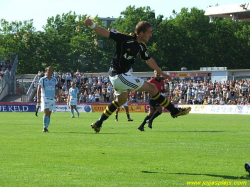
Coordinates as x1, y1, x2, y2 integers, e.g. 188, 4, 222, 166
84, 18, 191, 133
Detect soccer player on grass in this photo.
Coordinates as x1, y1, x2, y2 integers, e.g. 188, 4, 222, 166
37, 66, 61, 132
84, 18, 191, 133
68, 81, 80, 118
138, 70, 168, 131
115, 101, 133, 122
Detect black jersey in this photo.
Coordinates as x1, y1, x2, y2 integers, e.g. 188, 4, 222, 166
108, 30, 151, 75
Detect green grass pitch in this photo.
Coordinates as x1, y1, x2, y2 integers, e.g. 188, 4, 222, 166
1, 112, 249, 186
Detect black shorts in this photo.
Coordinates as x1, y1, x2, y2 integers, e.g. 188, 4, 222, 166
149, 98, 160, 109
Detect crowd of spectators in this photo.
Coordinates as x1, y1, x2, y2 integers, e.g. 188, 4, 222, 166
168, 79, 250, 105
0, 58, 13, 92
0, 58, 12, 80
35, 69, 250, 105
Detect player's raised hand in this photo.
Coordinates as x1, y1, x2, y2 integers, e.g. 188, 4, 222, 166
84, 18, 110, 37
84, 18, 93, 27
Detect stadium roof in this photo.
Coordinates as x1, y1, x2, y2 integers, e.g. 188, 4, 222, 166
204, 3, 250, 22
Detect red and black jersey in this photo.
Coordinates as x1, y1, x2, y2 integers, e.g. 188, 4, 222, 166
109, 30, 150, 74
149, 78, 165, 93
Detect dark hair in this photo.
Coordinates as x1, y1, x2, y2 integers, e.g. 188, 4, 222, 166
135, 21, 151, 35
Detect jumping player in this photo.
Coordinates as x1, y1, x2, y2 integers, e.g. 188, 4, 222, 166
84, 18, 191, 133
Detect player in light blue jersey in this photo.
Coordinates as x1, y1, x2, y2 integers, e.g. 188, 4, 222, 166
37, 66, 61, 132
67, 81, 80, 118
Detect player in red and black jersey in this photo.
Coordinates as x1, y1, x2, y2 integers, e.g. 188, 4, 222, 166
138, 70, 168, 131
84, 18, 191, 133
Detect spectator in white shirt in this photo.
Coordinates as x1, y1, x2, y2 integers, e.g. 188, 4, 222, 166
66, 73, 72, 86
95, 91, 100, 102
88, 76, 93, 86
4, 68, 10, 77
79, 92, 84, 103
53, 70, 59, 79
75, 69, 81, 76
88, 92, 95, 102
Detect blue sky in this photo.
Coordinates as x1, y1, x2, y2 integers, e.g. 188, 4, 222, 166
0, 0, 247, 31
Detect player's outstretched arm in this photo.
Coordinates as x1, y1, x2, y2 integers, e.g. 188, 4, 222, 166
84, 18, 109, 38
146, 58, 172, 82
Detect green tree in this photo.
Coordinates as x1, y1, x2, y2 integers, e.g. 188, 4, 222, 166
0, 19, 41, 73
38, 12, 105, 73
1, 6, 250, 74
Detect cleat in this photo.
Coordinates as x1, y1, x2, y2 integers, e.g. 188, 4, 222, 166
147, 120, 152, 129
71, 116, 74, 118
91, 121, 102, 133
115, 119, 118, 121
35, 113, 38, 117
43, 128, 49, 132
77, 113, 79, 118
138, 125, 145, 131
127, 118, 133, 121
171, 107, 191, 118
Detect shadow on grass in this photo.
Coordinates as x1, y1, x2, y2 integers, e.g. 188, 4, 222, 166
163, 131, 225, 133
170, 173, 250, 180
51, 131, 127, 135
141, 171, 249, 180
141, 171, 160, 174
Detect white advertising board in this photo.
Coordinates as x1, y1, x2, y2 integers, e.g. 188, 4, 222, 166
55, 104, 92, 113
180, 105, 250, 115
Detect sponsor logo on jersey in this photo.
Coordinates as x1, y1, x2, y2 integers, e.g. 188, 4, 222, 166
123, 53, 134, 60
